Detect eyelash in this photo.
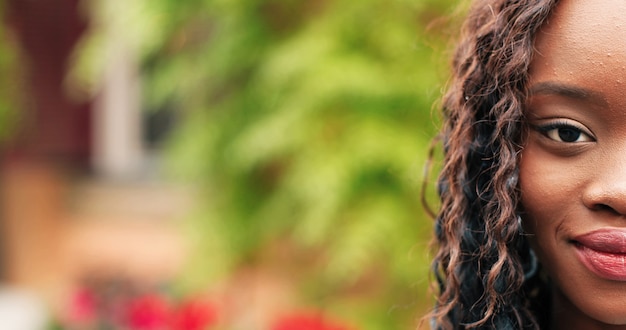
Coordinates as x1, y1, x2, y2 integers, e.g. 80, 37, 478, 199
533, 120, 595, 143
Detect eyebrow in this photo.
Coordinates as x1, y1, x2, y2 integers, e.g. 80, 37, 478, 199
529, 81, 607, 106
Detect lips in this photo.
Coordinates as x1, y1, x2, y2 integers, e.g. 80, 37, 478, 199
573, 229, 626, 281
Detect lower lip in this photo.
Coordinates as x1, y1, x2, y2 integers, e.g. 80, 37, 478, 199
575, 244, 626, 281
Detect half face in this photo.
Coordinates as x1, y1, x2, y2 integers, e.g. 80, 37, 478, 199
520, 0, 626, 328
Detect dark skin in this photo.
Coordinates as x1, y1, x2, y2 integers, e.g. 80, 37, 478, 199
520, 0, 626, 329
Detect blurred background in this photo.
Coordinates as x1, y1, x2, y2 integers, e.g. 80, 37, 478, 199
0, 0, 462, 329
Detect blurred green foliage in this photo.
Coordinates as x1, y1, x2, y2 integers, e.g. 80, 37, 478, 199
75, 0, 462, 328
0, 3, 21, 142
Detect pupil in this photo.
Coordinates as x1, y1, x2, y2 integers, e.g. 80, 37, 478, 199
558, 128, 580, 142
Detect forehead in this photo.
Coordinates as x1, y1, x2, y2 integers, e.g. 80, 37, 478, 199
536, 0, 626, 51
530, 0, 626, 95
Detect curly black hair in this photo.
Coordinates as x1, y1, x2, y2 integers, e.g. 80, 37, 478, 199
430, 0, 560, 328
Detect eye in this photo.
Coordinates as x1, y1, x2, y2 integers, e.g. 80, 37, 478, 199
546, 126, 587, 143
535, 121, 594, 143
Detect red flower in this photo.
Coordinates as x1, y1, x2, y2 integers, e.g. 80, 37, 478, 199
171, 297, 218, 330
65, 287, 97, 326
272, 311, 352, 330
126, 294, 171, 330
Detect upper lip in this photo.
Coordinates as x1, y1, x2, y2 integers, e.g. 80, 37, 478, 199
573, 229, 626, 254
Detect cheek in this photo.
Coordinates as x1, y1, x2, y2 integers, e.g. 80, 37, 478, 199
518, 147, 580, 251
519, 150, 561, 232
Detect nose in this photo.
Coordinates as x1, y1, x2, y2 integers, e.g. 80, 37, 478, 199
582, 159, 626, 216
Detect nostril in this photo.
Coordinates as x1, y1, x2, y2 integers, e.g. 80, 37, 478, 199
582, 186, 626, 216
593, 203, 619, 214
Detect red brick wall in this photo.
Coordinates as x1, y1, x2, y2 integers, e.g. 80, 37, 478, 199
5, 0, 92, 167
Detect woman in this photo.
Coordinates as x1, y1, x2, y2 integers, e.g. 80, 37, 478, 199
431, 0, 626, 328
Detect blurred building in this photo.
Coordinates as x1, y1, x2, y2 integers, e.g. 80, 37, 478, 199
0, 0, 191, 325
